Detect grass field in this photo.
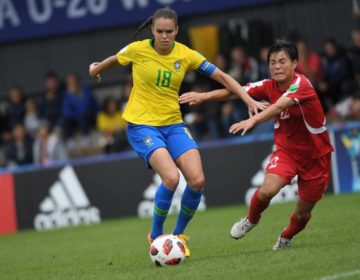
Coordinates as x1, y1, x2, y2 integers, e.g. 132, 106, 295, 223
1, 193, 359, 280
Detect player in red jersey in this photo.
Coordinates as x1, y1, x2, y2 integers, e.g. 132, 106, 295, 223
179, 40, 334, 250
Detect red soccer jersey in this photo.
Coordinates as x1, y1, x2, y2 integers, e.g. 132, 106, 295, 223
245, 73, 333, 159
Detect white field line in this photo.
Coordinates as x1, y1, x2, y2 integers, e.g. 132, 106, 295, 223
318, 269, 360, 280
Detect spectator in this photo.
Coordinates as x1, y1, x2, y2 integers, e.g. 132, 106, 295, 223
228, 46, 259, 84
97, 97, 128, 153
4, 123, 33, 167
62, 73, 99, 141
24, 97, 41, 138
39, 71, 64, 128
33, 121, 68, 165
348, 29, 360, 89
222, 47, 259, 134
296, 39, 324, 86
5, 86, 25, 132
257, 46, 270, 80
327, 90, 360, 122
183, 83, 220, 140
318, 38, 355, 108
119, 73, 132, 112
0, 101, 9, 146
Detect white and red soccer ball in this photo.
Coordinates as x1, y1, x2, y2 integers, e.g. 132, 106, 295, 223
149, 234, 186, 267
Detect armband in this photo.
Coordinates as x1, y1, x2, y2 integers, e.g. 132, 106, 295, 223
196, 60, 216, 77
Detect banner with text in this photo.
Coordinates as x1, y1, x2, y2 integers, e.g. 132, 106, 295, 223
331, 122, 360, 194
0, 0, 275, 43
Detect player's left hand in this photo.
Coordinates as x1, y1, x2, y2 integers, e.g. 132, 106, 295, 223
229, 118, 256, 136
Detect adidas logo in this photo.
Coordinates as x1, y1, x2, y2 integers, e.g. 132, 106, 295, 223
137, 169, 207, 218
34, 165, 101, 231
245, 145, 298, 206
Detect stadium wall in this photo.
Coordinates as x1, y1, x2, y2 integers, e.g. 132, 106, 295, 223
0, 0, 353, 97
1, 122, 359, 234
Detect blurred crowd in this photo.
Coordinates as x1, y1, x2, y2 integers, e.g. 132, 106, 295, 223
1, 29, 360, 169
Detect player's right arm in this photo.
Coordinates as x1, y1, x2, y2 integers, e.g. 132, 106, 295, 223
89, 55, 119, 83
89, 42, 138, 83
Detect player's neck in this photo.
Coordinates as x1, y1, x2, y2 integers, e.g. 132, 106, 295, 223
276, 73, 295, 91
155, 46, 172, 55
151, 39, 174, 55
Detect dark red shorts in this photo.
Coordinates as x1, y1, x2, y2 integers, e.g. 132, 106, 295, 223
265, 149, 331, 204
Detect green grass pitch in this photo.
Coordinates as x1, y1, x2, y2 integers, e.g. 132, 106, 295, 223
1, 193, 359, 280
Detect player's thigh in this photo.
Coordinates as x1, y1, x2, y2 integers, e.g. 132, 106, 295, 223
149, 148, 180, 189
297, 153, 331, 204
263, 149, 297, 199
166, 123, 198, 161
126, 123, 166, 167
175, 148, 205, 190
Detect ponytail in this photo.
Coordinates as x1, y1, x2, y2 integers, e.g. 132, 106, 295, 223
133, 16, 153, 40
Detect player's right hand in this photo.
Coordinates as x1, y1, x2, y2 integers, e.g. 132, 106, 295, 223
179, 92, 206, 105
248, 99, 269, 117
89, 62, 101, 84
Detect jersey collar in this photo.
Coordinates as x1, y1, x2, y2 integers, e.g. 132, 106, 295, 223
149, 38, 176, 55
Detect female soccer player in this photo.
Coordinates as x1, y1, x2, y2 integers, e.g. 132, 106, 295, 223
180, 40, 333, 250
89, 7, 265, 257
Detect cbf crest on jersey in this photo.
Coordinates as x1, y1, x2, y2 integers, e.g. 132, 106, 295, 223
144, 136, 154, 147
174, 60, 181, 71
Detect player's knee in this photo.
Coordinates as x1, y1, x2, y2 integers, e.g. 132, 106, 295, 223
188, 175, 205, 190
163, 173, 180, 189
295, 211, 312, 221
259, 188, 276, 201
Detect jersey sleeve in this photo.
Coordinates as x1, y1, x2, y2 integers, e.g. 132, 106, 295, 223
245, 80, 270, 101
116, 41, 139, 66
187, 49, 208, 70
283, 75, 317, 103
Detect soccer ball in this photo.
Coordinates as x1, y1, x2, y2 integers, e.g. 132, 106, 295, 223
149, 234, 186, 267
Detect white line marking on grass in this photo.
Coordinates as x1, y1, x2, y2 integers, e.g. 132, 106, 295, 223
318, 269, 360, 280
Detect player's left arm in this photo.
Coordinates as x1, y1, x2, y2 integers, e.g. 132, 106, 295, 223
230, 96, 296, 135
189, 50, 267, 115
209, 68, 268, 115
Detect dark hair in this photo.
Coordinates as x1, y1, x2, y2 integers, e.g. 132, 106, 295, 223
45, 70, 58, 80
267, 40, 298, 63
323, 38, 337, 48
133, 7, 178, 39
102, 96, 119, 112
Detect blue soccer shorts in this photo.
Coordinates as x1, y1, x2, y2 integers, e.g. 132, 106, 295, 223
126, 123, 198, 168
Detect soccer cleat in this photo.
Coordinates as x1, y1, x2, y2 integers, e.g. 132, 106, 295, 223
147, 232, 153, 245
176, 234, 191, 257
272, 236, 292, 250
230, 217, 256, 239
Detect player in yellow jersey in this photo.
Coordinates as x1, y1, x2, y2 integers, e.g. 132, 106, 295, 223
89, 7, 265, 257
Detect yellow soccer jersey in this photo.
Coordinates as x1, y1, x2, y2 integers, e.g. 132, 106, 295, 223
117, 39, 206, 126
